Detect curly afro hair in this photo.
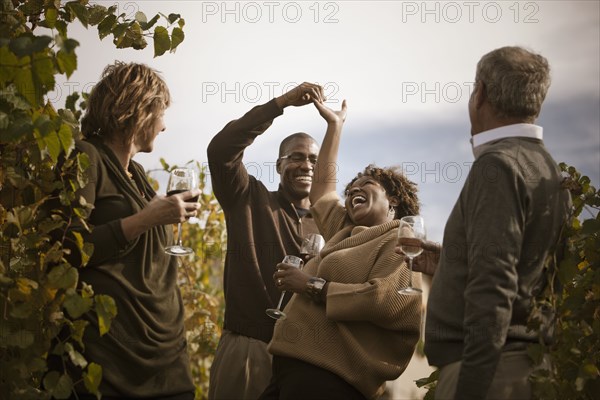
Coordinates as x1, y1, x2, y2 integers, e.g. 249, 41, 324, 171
344, 164, 420, 219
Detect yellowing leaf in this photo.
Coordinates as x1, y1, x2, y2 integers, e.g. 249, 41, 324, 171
16, 277, 38, 295
83, 362, 102, 394
95, 294, 117, 335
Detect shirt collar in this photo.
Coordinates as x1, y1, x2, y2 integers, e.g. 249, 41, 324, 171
470, 124, 543, 158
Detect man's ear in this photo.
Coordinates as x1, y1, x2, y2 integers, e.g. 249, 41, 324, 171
473, 81, 487, 109
276, 158, 282, 175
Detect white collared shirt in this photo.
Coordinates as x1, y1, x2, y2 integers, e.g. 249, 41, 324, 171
470, 123, 543, 158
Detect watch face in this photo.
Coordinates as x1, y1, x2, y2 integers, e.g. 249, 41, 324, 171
307, 277, 326, 302
312, 278, 325, 290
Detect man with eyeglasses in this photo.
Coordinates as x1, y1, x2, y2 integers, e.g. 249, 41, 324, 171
207, 82, 325, 400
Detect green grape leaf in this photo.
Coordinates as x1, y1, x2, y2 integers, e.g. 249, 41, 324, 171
53, 373, 74, 399
153, 26, 170, 57
98, 14, 117, 40
45, 7, 58, 29
58, 123, 75, 157
168, 13, 181, 24
57, 49, 78, 78
47, 264, 78, 289
43, 371, 60, 391
88, 4, 109, 25
64, 291, 93, 319
170, 27, 184, 51
67, 1, 90, 28
70, 319, 88, 347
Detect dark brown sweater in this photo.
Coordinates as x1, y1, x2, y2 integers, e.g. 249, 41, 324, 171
73, 138, 193, 397
207, 99, 319, 343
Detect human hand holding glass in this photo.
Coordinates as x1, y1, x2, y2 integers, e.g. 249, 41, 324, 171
266, 255, 303, 320
164, 168, 198, 256
397, 216, 426, 294
300, 233, 325, 263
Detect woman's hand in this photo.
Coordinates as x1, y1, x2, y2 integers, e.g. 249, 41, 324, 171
273, 262, 311, 294
275, 82, 326, 108
121, 189, 201, 241
144, 189, 201, 225
313, 99, 347, 125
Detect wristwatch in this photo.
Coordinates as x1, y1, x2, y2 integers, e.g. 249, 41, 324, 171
305, 277, 327, 303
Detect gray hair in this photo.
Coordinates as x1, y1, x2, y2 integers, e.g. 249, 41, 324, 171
476, 46, 550, 121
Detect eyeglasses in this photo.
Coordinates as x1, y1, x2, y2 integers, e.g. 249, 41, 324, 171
279, 153, 318, 165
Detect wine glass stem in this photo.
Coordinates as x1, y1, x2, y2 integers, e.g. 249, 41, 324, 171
275, 292, 286, 310
176, 223, 184, 246
407, 257, 414, 288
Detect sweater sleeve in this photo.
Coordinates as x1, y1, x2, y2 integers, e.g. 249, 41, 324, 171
310, 191, 347, 241
324, 235, 422, 331
456, 152, 524, 399
206, 99, 284, 210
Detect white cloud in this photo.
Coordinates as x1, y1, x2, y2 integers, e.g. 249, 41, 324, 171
50, 0, 599, 242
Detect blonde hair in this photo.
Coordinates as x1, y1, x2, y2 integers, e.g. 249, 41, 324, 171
476, 46, 550, 121
81, 62, 170, 145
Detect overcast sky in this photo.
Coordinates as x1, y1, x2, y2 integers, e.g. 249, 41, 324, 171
52, 0, 600, 242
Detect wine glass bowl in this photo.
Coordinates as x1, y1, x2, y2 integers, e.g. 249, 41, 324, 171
300, 233, 325, 262
164, 168, 198, 256
397, 216, 426, 295
266, 255, 303, 320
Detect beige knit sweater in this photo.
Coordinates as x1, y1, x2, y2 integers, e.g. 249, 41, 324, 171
268, 192, 422, 399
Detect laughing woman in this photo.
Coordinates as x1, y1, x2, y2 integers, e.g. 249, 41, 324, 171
258, 99, 422, 400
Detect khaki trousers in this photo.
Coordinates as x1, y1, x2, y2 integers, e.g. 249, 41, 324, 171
435, 350, 537, 400
208, 330, 273, 400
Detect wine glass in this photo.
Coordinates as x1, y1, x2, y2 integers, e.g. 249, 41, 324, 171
266, 255, 303, 320
300, 233, 325, 263
164, 168, 198, 256
397, 215, 426, 294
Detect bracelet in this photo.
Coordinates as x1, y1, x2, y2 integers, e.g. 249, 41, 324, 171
305, 277, 327, 303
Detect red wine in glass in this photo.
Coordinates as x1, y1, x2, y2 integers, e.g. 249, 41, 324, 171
167, 189, 199, 203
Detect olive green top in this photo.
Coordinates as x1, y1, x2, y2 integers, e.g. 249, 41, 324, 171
74, 138, 193, 397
